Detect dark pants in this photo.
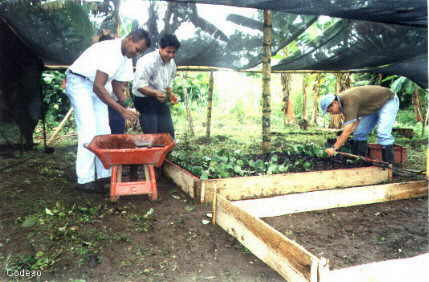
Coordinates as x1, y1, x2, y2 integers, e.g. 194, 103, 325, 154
133, 96, 174, 138
108, 106, 125, 134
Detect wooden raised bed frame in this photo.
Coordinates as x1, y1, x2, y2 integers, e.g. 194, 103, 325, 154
163, 159, 392, 203
213, 180, 428, 282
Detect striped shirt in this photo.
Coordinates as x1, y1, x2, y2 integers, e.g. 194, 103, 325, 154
132, 50, 176, 97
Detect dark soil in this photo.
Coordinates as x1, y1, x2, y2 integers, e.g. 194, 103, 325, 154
250, 152, 372, 172
264, 198, 428, 270
0, 146, 284, 282
1, 144, 426, 281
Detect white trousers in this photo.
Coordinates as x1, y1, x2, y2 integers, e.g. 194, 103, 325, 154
65, 74, 111, 184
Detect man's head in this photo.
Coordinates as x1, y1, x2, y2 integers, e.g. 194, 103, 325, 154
320, 94, 341, 114
159, 34, 180, 63
122, 28, 151, 58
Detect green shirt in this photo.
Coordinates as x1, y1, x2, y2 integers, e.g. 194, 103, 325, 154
339, 85, 394, 125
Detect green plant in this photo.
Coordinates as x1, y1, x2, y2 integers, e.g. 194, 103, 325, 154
169, 137, 361, 179
41, 70, 70, 130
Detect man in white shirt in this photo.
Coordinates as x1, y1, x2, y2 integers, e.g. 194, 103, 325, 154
132, 34, 180, 139
65, 28, 150, 193
98, 32, 127, 134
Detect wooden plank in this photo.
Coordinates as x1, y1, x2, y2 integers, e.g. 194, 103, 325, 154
323, 253, 429, 282
206, 166, 389, 203
215, 195, 319, 282
232, 181, 428, 218
163, 160, 200, 199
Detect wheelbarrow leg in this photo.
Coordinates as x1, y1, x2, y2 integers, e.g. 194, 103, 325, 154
146, 165, 158, 201
110, 165, 121, 201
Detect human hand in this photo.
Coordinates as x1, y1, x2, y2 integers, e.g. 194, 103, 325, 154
121, 107, 140, 122
170, 93, 179, 104
156, 91, 167, 103
325, 147, 337, 157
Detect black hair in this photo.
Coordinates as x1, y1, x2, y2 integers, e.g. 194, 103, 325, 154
99, 33, 114, 42
127, 28, 151, 48
159, 34, 180, 49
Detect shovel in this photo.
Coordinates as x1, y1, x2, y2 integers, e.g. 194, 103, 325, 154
335, 151, 425, 177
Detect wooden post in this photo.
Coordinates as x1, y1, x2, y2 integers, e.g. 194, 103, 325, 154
206, 71, 214, 138
261, 9, 272, 153
183, 74, 195, 137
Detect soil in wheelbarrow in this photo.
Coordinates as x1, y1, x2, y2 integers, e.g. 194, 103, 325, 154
263, 197, 428, 270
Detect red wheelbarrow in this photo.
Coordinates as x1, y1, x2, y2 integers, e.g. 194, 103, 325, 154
84, 133, 175, 201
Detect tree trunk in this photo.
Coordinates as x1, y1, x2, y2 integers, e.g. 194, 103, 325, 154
412, 88, 423, 122
112, 0, 121, 37
281, 73, 294, 125
424, 104, 429, 137
302, 74, 307, 121
206, 72, 214, 138
261, 9, 272, 153
329, 73, 350, 129
183, 85, 195, 137
311, 73, 322, 125
412, 88, 426, 137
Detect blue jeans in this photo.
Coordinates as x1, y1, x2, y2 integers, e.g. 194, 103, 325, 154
133, 96, 175, 139
352, 95, 399, 146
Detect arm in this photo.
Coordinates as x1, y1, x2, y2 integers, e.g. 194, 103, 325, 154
138, 86, 167, 103
111, 80, 128, 105
93, 70, 139, 121
325, 120, 360, 156
134, 56, 167, 102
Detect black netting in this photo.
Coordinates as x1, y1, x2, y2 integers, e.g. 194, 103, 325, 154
0, 0, 427, 87
0, 1, 97, 65
167, 0, 427, 27
137, 1, 317, 70
272, 20, 428, 88
369, 55, 428, 89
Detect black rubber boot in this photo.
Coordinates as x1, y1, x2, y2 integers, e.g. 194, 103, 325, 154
351, 140, 368, 157
382, 145, 394, 164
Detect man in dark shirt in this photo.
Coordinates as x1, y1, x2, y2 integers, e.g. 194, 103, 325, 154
320, 85, 399, 163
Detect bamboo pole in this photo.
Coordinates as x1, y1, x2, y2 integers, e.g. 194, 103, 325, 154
45, 64, 368, 75
182, 75, 195, 137
206, 71, 214, 138
261, 9, 272, 153
302, 74, 307, 121
47, 108, 73, 145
